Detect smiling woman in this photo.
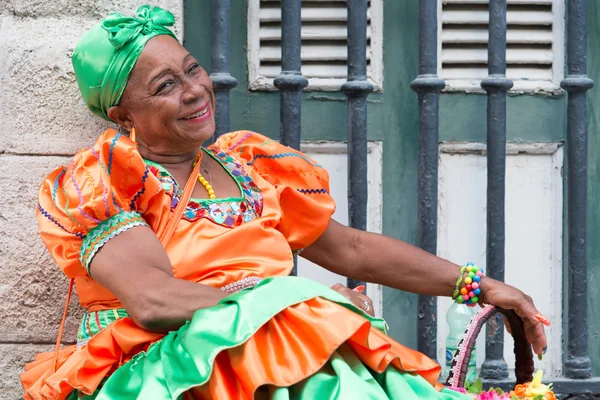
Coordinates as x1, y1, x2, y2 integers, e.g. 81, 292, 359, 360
108, 42, 217, 160
20, 5, 548, 400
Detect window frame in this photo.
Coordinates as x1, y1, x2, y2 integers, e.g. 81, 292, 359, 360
436, 0, 565, 94
247, 0, 384, 92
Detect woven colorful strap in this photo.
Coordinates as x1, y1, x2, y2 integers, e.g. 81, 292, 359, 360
445, 305, 535, 389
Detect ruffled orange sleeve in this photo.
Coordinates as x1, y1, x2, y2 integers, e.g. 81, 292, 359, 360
36, 129, 165, 278
216, 131, 336, 250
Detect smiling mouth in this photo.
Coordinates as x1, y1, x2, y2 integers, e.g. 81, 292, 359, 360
183, 105, 209, 120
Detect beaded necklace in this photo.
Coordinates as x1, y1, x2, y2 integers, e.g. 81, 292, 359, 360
193, 151, 216, 199
130, 127, 216, 199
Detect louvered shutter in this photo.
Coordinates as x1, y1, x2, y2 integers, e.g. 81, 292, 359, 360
248, 0, 383, 91
441, 0, 558, 86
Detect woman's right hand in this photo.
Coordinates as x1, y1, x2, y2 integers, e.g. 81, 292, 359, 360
479, 278, 548, 355
330, 283, 375, 317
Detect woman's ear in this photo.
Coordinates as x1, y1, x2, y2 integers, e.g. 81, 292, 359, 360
107, 106, 134, 131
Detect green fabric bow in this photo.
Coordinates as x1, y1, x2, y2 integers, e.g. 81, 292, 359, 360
102, 5, 175, 50
72, 5, 178, 121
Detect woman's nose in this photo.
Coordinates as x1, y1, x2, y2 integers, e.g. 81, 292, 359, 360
181, 78, 206, 104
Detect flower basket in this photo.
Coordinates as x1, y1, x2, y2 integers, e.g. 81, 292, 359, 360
445, 305, 554, 399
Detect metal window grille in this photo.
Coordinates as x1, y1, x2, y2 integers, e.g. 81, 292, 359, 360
440, 0, 564, 93
247, 0, 383, 91
206, 0, 599, 394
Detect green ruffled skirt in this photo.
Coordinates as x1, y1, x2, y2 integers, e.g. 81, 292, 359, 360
68, 277, 468, 400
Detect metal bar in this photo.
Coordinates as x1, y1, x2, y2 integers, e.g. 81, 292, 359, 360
561, 0, 595, 380
274, 0, 308, 276
409, 0, 445, 361
479, 0, 513, 380
210, 0, 237, 140
342, 0, 373, 291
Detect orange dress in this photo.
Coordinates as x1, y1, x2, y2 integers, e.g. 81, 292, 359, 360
21, 130, 465, 400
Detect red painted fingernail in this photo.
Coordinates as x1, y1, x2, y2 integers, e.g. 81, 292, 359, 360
535, 312, 551, 327
353, 285, 366, 293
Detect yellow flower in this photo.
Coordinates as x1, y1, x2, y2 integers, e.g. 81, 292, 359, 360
510, 370, 556, 399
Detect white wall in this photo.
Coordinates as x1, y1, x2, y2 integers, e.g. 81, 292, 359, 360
299, 142, 384, 318
436, 143, 563, 378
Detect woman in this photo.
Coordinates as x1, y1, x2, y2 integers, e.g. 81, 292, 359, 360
22, 6, 547, 400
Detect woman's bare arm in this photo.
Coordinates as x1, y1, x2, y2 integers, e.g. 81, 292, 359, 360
301, 219, 457, 296
302, 219, 548, 355
89, 225, 227, 332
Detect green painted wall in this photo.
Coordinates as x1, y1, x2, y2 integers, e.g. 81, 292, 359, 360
440, 95, 565, 143
185, 1, 600, 374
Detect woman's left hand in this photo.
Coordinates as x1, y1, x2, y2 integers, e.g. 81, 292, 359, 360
480, 278, 548, 356
331, 283, 375, 317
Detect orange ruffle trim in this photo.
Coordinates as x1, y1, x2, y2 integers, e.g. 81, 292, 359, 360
21, 319, 163, 400
22, 298, 441, 400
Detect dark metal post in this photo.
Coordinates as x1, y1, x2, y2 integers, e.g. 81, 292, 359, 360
410, 0, 445, 361
479, 0, 513, 380
210, 0, 237, 139
342, 0, 373, 291
274, 0, 308, 276
561, 0, 594, 380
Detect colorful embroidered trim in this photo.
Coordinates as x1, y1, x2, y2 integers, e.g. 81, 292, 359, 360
228, 131, 253, 151
221, 276, 263, 293
129, 166, 151, 210
77, 308, 129, 347
79, 211, 148, 274
38, 203, 85, 239
246, 152, 322, 168
297, 188, 328, 195
148, 148, 263, 228
71, 159, 101, 224
107, 132, 122, 175
52, 169, 66, 203
90, 146, 113, 219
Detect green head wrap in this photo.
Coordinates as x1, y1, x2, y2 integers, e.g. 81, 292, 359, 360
72, 5, 177, 121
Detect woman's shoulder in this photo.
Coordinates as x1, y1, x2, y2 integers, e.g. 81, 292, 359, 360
215, 130, 324, 175
37, 128, 164, 277
48, 129, 138, 175
215, 131, 335, 250
85, 128, 137, 164
214, 130, 271, 153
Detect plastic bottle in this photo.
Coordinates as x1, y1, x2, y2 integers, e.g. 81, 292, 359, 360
445, 302, 477, 383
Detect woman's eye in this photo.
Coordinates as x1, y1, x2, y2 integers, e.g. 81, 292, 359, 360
189, 63, 200, 73
158, 80, 174, 92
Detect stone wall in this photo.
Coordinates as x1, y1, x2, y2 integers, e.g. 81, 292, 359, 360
0, 1, 183, 397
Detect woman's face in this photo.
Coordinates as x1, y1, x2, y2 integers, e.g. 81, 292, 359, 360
108, 35, 216, 157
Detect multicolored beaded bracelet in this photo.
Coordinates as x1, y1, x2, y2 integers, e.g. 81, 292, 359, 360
453, 262, 484, 307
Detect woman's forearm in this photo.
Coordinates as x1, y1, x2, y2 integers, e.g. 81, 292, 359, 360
351, 230, 459, 296
90, 226, 228, 332
128, 268, 228, 332
303, 220, 460, 297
